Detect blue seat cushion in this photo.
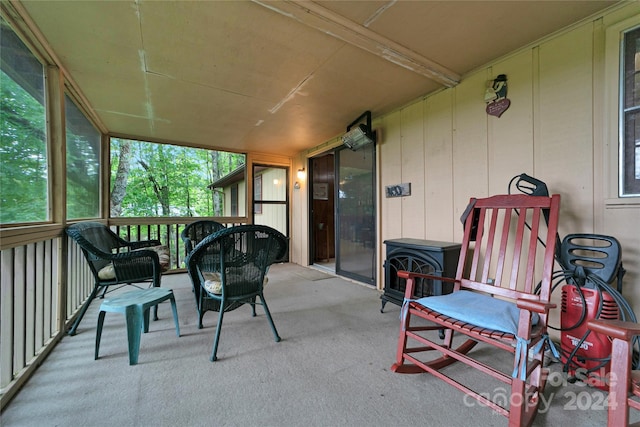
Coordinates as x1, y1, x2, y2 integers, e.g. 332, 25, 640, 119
415, 290, 538, 335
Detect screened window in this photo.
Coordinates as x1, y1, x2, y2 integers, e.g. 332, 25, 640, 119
0, 17, 48, 224
110, 137, 245, 217
622, 26, 640, 196
66, 94, 100, 219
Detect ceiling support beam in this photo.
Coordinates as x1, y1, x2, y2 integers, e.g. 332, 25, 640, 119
253, 0, 460, 88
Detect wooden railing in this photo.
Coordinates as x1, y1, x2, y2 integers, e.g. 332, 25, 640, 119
0, 237, 60, 404
0, 217, 245, 408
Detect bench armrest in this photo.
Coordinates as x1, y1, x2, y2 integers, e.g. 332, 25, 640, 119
516, 299, 556, 314
587, 319, 640, 341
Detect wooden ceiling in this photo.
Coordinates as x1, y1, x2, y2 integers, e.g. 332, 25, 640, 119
17, 0, 618, 156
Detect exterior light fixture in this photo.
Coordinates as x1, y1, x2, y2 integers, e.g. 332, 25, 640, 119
341, 110, 376, 151
294, 167, 305, 190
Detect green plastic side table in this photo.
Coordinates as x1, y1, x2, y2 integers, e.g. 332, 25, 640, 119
95, 288, 180, 365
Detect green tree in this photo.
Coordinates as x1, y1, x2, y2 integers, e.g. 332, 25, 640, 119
66, 94, 100, 219
0, 69, 47, 224
110, 139, 131, 217
110, 138, 245, 218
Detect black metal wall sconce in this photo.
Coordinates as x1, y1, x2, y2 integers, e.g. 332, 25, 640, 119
341, 110, 376, 151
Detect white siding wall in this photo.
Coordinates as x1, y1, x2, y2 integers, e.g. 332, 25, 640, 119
291, 4, 640, 319
222, 181, 246, 217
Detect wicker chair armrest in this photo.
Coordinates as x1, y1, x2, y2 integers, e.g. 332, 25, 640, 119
127, 239, 162, 250
111, 248, 159, 261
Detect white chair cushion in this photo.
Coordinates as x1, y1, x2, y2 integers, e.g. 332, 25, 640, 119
202, 271, 268, 295
97, 264, 116, 280
97, 245, 170, 280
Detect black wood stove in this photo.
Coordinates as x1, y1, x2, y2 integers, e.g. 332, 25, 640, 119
381, 238, 461, 312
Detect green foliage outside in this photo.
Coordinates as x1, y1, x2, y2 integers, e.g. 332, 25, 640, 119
0, 69, 48, 224
66, 94, 101, 220
110, 138, 245, 218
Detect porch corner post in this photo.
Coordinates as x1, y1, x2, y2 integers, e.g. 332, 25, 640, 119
45, 65, 68, 333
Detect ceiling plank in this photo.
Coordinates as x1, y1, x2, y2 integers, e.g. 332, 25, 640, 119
252, 0, 460, 87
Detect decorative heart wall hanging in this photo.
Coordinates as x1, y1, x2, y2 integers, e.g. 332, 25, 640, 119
485, 74, 510, 118
487, 98, 511, 117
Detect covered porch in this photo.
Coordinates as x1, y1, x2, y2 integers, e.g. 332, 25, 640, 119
0, 264, 621, 426
2, 1, 640, 424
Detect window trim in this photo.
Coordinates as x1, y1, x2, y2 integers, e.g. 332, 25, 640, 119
605, 13, 640, 204
0, 16, 50, 224
619, 24, 640, 196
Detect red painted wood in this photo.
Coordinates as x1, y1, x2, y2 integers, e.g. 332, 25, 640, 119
391, 194, 561, 426
587, 318, 640, 426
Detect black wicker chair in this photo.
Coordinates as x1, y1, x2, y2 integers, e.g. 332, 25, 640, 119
66, 222, 168, 335
180, 220, 227, 309
186, 224, 287, 361
180, 220, 226, 257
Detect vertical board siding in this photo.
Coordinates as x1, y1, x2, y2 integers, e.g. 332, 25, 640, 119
35, 242, 44, 351
424, 90, 455, 241
486, 51, 535, 194
1, 249, 15, 390
537, 23, 595, 231
0, 239, 59, 391
13, 246, 25, 374
67, 239, 89, 320
400, 102, 425, 239
25, 244, 35, 364
380, 111, 403, 243
47, 239, 58, 340
452, 72, 490, 216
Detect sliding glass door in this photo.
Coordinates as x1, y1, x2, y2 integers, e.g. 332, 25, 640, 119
335, 144, 375, 285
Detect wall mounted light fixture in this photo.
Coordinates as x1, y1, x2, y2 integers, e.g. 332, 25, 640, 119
341, 110, 376, 151
294, 167, 305, 190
